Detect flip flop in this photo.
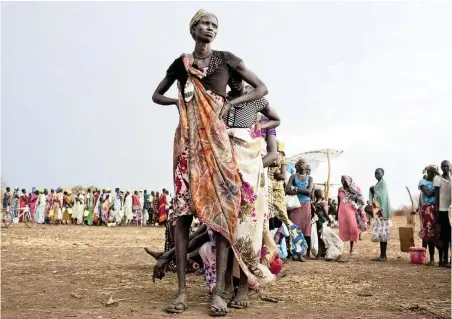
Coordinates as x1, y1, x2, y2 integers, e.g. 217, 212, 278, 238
229, 299, 248, 309
209, 305, 229, 317
164, 301, 187, 314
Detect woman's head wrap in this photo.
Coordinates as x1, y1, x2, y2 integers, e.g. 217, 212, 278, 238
189, 9, 218, 40
423, 164, 439, 178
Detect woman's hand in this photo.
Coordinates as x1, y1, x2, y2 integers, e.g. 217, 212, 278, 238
219, 102, 232, 120
260, 121, 270, 129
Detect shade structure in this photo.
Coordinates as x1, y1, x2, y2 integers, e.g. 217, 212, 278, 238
286, 148, 344, 200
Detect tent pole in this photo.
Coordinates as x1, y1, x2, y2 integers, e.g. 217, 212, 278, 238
326, 149, 331, 200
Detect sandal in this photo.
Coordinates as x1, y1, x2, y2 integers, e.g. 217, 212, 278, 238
164, 301, 187, 314
164, 291, 188, 314
209, 305, 229, 317
372, 257, 387, 262
209, 287, 230, 317
229, 299, 248, 309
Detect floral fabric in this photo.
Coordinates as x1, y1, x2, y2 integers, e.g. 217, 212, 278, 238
419, 203, 441, 246
171, 54, 272, 288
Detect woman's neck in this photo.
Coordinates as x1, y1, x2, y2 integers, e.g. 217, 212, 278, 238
194, 42, 212, 57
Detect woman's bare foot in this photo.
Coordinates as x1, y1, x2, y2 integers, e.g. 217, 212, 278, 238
164, 291, 187, 314
210, 293, 229, 317
230, 286, 248, 309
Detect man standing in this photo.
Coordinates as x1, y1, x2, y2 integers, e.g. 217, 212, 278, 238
434, 160, 451, 268
143, 190, 151, 225
2, 187, 12, 213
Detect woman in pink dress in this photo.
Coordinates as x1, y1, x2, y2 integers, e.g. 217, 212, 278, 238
337, 175, 367, 255
19, 189, 29, 222
29, 189, 38, 221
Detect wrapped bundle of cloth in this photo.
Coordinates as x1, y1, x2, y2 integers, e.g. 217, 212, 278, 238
320, 223, 344, 260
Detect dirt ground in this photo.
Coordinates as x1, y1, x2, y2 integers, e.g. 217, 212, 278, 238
1, 217, 450, 319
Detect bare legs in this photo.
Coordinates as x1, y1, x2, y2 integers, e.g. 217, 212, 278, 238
165, 215, 230, 316
422, 240, 435, 265
210, 233, 230, 316
230, 269, 249, 309
165, 215, 192, 313
373, 242, 387, 261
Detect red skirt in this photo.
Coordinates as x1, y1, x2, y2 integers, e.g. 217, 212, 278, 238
289, 201, 312, 236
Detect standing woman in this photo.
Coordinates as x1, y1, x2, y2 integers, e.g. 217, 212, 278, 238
369, 168, 392, 261
86, 189, 94, 225
158, 190, 168, 225
223, 80, 281, 308
434, 160, 451, 268
311, 189, 329, 258
19, 189, 29, 223
337, 176, 366, 255
152, 9, 268, 316
29, 189, 38, 221
286, 160, 314, 260
62, 191, 73, 225
132, 191, 142, 224
46, 189, 55, 224
54, 188, 64, 224
35, 189, 47, 224
267, 142, 291, 230
419, 165, 440, 266
11, 188, 19, 221
123, 190, 133, 225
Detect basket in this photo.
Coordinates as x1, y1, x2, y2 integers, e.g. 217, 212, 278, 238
409, 247, 426, 264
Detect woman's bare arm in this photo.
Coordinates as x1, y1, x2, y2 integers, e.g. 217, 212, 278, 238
274, 163, 287, 181
260, 104, 280, 129
220, 62, 268, 119
262, 134, 278, 168
152, 75, 178, 106
420, 185, 435, 198
285, 175, 297, 195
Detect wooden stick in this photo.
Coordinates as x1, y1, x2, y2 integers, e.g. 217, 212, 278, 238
326, 150, 331, 200
406, 186, 415, 212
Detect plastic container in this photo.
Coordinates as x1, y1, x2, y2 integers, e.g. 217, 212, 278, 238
409, 247, 426, 264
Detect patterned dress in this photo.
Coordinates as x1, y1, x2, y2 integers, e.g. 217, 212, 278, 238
168, 52, 271, 287
418, 179, 440, 244
370, 178, 391, 243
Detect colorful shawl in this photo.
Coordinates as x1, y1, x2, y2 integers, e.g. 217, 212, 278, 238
371, 178, 392, 219
158, 193, 167, 223
174, 54, 241, 237
174, 54, 277, 287
339, 175, 368, 231
339, 176, 365, 205
45, 194, 54, 215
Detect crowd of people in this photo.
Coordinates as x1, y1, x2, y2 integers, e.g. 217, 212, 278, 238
2, 8, 450, 318
1, 187, 173, 226
146, 9, 452, 317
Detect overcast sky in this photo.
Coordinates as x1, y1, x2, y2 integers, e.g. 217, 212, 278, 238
2, 1, 451, 207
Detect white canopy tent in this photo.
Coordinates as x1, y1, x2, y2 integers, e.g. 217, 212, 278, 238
287, 148, 344, 200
